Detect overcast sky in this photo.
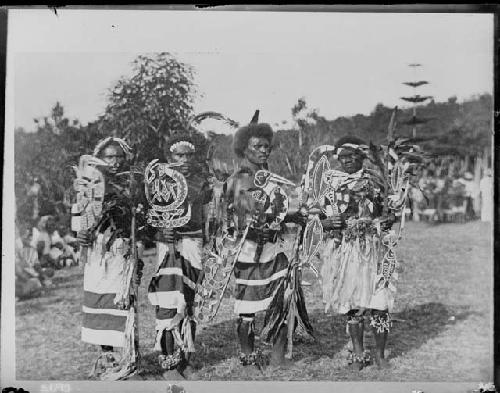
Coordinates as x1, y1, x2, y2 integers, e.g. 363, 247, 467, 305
8, 9, 494, 133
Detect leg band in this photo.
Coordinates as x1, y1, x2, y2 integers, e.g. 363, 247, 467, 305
345, 314, 364, 333
370, 311, 392, 333
237, 314, 255, 336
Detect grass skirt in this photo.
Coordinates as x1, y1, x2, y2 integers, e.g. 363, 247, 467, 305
321, 234, 396, 314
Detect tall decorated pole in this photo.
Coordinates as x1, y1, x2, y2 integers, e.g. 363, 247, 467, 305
103, 162, 145, 381
383, 106, 398, 216
401, 63, 432, 138
184, 110, 239, 243
126, 162, 144, 375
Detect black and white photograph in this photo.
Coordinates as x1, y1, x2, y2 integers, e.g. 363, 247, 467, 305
1, 7, 496, 393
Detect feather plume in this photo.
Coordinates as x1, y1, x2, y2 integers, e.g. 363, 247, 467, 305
250, 110, 259, 124
186, 111, 239, 133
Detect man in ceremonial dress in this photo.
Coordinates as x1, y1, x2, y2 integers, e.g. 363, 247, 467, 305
225, 114, 307, 368
319, 136, 397, 371
77, 137, 146, 380
147, 133, 213, 380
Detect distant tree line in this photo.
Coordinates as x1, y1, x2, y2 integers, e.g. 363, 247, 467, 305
14, 52, 493, 232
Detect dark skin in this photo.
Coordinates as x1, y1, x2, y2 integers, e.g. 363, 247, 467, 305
322, 148, 364, 230
244, 137, 272, 170
245, 137, 274, 240
234, 136, 306, 238
101, 144, 126, 176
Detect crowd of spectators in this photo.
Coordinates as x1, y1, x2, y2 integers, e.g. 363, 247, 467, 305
15, 215, 79, 300
409, 157, 492, 224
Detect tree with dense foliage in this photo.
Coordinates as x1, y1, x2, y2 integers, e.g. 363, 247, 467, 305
15, 58, 492, 230
267, 94, 492, 181
98, 52, 197, 164
15, 103, 106, 230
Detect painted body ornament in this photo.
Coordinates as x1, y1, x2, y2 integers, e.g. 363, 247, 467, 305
199, 169, 295, 323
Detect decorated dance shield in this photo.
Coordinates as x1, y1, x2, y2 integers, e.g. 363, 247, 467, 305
311, 153, 351, 215
302, 215, 323, 260
144, 159, 191, 228
73, 155, 107, 231
194, 248, 233, 322
300, 215, 324, 278
312, 155, 331, 206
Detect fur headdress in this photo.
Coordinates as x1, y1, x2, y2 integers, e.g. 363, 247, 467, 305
233, 110, 273, 158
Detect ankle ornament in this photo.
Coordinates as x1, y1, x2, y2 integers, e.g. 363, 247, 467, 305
159, 348, 184, 370
347, 350, 371, 366
239, 349, 269, 367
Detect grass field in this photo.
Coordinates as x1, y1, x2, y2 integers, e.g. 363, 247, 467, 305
15, 221, 493, 381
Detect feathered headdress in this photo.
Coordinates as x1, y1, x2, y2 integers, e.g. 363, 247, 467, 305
335, 135, 369, 157
93, 137, 133, 160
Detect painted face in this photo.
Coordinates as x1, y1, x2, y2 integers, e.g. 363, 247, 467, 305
244, 137, 272, 166
170, 143, 195, 176
338, 148, 363, 174
102, 144, 125, 175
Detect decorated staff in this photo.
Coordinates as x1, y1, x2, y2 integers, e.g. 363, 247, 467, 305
146, 133, 212, 380
217, 112, 309, 370
75, 137, 146, 381
260, 171, 315, 360
185, 111, 238, 264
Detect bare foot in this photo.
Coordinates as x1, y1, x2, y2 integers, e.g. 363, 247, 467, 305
348, 351, 365, 371
349, 360, 364, 371
181, 365, 196, 380
162, 369, 185, 381
375, 357, 390, 369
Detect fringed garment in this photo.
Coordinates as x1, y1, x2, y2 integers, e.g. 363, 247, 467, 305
147, 172, 212, 352
148, 233, 203, 352
81, 229, 135, 348
320, 220, 398, 314
317, 167, 398, 315
260, 224, 314, 351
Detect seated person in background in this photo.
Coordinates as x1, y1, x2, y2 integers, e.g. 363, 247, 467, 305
15, 224, 56, 301
32, 215, 75, 269
17, 223, 55, 288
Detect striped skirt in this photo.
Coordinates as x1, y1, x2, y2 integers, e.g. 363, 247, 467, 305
233, 239, 290, 315
148, 236, 203, 342
81, 236, 134, 348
